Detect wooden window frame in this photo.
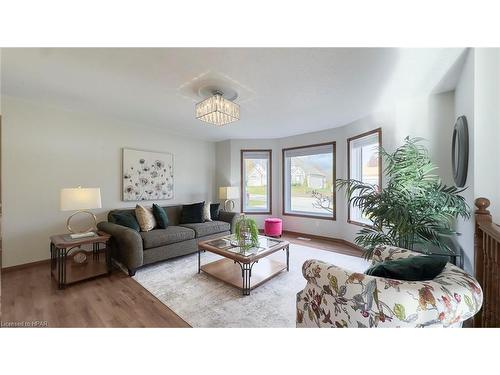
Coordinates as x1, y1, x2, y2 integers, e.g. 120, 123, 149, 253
282, 141, 336, 221
240, 149, 272, 215
347, 128, 382, 227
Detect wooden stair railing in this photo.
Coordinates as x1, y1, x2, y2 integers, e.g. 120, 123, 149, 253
473, 197, 500, 327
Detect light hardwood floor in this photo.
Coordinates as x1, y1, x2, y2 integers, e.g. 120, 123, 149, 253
1, 263, 190, 327
281, 231, 364, 258
1, 233, 362, 328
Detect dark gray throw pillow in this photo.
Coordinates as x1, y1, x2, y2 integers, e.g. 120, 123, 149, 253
180, 202, 205, 224
110, 212, 140, 232
152, 203, 169, 229
365, 256, 448, 281
210, 203, 220, 220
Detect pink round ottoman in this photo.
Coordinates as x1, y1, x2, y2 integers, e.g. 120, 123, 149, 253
264, 217, 283, 237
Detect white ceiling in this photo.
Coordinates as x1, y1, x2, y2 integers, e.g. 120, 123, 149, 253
1, 48, 466, 141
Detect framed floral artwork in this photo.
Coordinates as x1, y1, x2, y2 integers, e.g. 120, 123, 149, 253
122, 148, 174, 201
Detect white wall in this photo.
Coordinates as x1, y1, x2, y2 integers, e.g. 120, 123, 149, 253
454, 50, 475, 274
276, 93, 457, 241
218, 91, 458, 236
215, 139, 231, 191
216, 87, 473, 269
474, 48, 500, 223
2, 96, 216, 267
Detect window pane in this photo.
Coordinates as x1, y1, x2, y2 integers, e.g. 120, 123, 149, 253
349, 131, 380, 224
360, 143, 379, 185
242, 151, 271, 213
244, 158, 268, 210
284, 144, 335, 218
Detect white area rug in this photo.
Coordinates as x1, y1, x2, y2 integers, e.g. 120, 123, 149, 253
133, 244, 370, 327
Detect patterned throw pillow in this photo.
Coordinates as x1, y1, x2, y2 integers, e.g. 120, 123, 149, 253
202, 201, 212, 222
135, 204, 157, 232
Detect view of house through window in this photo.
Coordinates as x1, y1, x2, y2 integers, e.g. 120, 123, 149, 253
241, 150, 271, 213
348, 129, 381, 225
283, 143, 335, 218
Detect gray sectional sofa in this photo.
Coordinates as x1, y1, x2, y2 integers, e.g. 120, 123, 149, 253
97, 205, 239, 276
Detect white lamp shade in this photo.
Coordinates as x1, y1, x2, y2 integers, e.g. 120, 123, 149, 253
219, 186, 239, 200
60, 187, 102, 211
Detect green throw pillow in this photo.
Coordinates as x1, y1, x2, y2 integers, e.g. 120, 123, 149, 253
365, 256, 448, 281
152, 203, 169, 229
111, 212, 140, 232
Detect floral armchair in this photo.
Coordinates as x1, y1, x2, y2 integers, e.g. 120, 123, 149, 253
296, 246, 483, 328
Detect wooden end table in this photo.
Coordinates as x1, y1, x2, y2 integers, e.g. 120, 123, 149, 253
50, 231, 112, 289
198, 235, 290, 296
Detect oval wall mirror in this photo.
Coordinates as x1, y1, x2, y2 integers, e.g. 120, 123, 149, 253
451, 115, 469, 187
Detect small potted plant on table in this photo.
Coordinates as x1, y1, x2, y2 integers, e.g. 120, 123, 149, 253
234, 214, 260, 250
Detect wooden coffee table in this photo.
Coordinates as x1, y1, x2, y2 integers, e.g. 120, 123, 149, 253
198, 235, 290, 295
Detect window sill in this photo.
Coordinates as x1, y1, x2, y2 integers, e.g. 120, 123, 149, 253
282, 212, 336, 221
347, 219, 373, 228
241, 210, 272, 215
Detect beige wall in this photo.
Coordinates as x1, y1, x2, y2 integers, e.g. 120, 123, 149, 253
1, 96, 216, 267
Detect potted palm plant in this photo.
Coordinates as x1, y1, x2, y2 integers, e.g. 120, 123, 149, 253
337, 137, 470, 259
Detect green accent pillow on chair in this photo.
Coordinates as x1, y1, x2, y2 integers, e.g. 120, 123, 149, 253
152, 204, 169, 229
365, 256, 448, 281
110, 212, 140, 232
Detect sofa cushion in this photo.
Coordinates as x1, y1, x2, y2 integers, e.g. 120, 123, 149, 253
179, 221, 230, 238
140, 226, 195, 249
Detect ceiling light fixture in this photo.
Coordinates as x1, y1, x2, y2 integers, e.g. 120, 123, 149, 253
195, 91, 240, 126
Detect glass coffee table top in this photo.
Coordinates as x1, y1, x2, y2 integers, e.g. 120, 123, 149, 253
204, 235, 284, 257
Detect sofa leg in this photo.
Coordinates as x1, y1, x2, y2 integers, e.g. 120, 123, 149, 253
128, 268, 136, 277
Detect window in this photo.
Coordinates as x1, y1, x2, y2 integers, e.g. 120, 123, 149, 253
241, 150, 272, 214
283, 142, 335, 219
347, 128, 382, 225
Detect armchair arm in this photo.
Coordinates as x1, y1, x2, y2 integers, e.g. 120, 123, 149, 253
371, 245, 424, 264
297, 259, 482, 328
217, 211, 240, 233
97, 221, 144, 271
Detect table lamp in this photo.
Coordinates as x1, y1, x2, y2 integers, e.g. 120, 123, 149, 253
60, 186, 102, 239
219, 186, 239, 211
